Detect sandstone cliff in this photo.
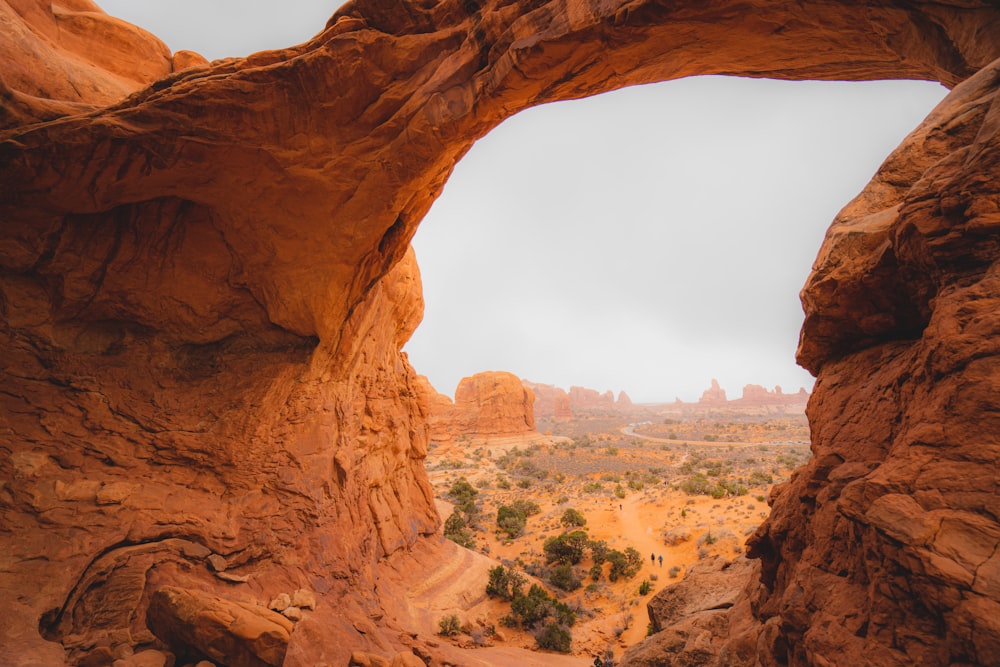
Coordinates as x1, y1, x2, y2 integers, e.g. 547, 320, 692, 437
3, 0, 1000, 665
427, 371, 539, 441
522, 380, 573, 421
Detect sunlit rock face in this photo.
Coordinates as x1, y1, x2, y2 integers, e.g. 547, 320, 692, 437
427, 371, 538, 440
2, 0, 1000, 664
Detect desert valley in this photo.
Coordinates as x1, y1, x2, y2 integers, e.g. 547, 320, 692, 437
410, 373, 811, 664
3, 1, 1000, 666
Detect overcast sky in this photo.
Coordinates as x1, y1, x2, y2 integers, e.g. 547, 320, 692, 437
99, 1, 948, 403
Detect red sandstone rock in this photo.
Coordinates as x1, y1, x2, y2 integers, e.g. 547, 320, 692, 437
698, 378, 729, 405
430, 371, 538, 439
623, 556, 760, 666
147, 586, 292, 667
735, 384, 809, 408
2, 1, 1000, 666
522, 380, 573, 421
568, 385, 617, 411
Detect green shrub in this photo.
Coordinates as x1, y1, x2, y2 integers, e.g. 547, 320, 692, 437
443, 511, 475, 548
638, 580, 652, 595
549, 563, 582, 591
510, 585, 554, 627
606, 547, 643, 581
448, 478, 478, 509
496, 500, 540, 538
485, 565, 524, 601
582, 481, 603, 493
560, 508, 587, 528
534, 622, 572, 653
511, 498, 541, 517
543, 530, 589, 565
438, 614, 461, 636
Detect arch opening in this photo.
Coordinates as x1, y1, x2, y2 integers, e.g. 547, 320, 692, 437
406, 75, 947, 403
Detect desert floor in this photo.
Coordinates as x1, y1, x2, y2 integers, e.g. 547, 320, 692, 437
418, 405, 811, 663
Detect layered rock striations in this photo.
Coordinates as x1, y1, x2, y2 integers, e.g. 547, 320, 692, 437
3, 0, 1000, 664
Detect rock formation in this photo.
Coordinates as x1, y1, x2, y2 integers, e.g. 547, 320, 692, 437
426, 371, 538, 441
569, 385, 617, 411
522, 380, 573, 421
617, 390, 633, 408
2, 0, 1000, 665
736, 384, 810, 408
698, 378, 729, 405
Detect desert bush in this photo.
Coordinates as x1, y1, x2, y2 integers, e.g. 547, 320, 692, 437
438, 614, 461, 636
534, 622, 572, 653
496, 499, 540, 538
517, 478, 532, 489
582, 481, 603, 493
448, 478, 478, 509
549, 563, 582, 591
662, 526, 691, 546
485, 565, 525, 601
560, 508, 587, 528
511, 498, 541, 517
606, 547, 643, 581
668, 565, 681, 578
638, 580, 652, 595
443, 511, 475, 548
543, 530, 589, 565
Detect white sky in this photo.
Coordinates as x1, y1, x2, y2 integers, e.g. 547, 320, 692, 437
98, 1, 948, 403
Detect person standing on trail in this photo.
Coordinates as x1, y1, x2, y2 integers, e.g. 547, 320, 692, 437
651, 552, 656, 565
658, 554, 663, 567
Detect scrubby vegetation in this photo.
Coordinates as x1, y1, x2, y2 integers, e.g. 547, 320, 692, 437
428, 406, 812, 658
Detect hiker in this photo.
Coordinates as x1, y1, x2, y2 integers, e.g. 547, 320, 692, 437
651, 552, 656, 564
658, 554, 663, 567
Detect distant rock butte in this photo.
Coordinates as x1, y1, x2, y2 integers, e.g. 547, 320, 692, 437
426, 371, 539, 441
2, 0, 1000, 665
699, 378, 729, 405
688, 380, 810, 409
521, 380, 573, 420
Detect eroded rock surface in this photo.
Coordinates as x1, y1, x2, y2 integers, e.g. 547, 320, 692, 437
2, 0, 1000, 665
427, 371, 538, 441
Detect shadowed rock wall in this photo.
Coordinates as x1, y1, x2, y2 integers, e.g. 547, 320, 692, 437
2, 0, 1000, 664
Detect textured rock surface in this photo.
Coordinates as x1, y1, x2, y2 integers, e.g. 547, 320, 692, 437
623, 557, 760, 666
429, 371, 538, 439
147, 586, 292, 667
744, 57, 1000, 667
3, 0, 1000, 665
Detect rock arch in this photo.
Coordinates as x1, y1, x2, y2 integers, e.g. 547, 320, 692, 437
1, 0, 999, 664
